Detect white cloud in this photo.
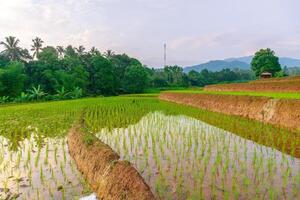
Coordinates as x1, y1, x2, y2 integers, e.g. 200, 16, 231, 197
0, 0, 300, 67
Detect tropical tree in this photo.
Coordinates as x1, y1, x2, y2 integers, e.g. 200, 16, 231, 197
0, 54, 10, 67
56, 46, 65, 58
251, 48, 281, 77
124, 65, 149, 93
0, 36, 23, 60
64, 45, 77, 57
38, 46, 59, 64
0, 62, 27, 97
31, 37, 44, 59
14, 92, 31, 103
89, 55, 118, 95
76, 45, 86, 55
104, 50, 115, 59
90, 47, 100, 56
71, 87, 83, 99
0, 96, 9, 104
28, 85, 46, 101
55, 87, 70, 100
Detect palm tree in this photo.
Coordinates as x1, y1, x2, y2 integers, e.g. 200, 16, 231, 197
65, 45, 76, 57
0, 36, 23, 60
31, 37, 44, 59
90, 47, 100, 56
56, 46, 65, 58
76, 45, 86, 55
104, 49, 115, 59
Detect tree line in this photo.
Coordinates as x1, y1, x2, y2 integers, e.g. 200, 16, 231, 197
0, 36, 255, 103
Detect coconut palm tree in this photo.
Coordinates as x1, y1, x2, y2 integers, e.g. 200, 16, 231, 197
104, 49, 115, 59
56, 46, 65, 58
0, 36, 23, 60
90, 47, 100, 56
31, 37, 44, 59
76, 45, 86, 55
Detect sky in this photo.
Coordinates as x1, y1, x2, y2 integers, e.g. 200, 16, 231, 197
0, 0, 300, 67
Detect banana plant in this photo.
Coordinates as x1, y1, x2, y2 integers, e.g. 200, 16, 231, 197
14, 92, 31, 103
55, 87, 70, 100
0, 96, 9, 104
28, 85, 46, 101
70, 87, 83, 99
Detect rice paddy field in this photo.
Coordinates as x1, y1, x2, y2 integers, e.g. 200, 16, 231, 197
0, 96, 300, 199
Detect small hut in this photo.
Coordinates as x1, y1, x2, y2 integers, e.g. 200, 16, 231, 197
260, 72, 272, 79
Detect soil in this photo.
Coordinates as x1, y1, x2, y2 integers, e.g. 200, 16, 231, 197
67, 125, 155, 200
160, 92, 300, 131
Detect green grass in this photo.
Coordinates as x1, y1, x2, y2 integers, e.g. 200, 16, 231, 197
165, 89, 300, 99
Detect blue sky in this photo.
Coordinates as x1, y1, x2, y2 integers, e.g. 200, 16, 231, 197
0, 0, 299, 67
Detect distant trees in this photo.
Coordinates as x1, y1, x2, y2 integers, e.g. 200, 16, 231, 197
0, 62, 26, 97
90, 55, 118, 95
164, 66, 189, 87
124, 65, 149, 93
186, 68, 254, 87
251, 48, 281, 77
0, 36, 256, 103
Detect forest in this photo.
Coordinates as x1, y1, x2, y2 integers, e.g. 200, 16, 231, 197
0, 36, 254, 103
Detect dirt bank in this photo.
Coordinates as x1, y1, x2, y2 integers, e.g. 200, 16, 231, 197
67, 125, 155, 200
160, 92, 300, 131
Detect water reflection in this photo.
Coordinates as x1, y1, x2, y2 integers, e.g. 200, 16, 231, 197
0, 134, 91, 200
97, 112, 300, 200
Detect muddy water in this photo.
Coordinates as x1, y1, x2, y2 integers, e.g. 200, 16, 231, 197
0, 128, 91, 200
96, 112, 300, 200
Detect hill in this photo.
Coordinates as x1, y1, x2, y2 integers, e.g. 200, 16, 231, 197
184, 56, 300, 73
183, 60, 250, 73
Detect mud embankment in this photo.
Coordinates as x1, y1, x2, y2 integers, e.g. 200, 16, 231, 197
160, 92, 300, 131
67, 125, 155, 200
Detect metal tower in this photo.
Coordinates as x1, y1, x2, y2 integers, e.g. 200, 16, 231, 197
164, 43, 167, 67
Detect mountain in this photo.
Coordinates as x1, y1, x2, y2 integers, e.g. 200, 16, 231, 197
279, 57, 300, 68
184, 60, 250, 73
224, 56, 253, 64
184, 56, 300, 73
225, 56, 300, 67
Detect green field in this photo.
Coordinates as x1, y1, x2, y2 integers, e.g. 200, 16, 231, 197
166, 89, 300, 99
0, 96, 299, 199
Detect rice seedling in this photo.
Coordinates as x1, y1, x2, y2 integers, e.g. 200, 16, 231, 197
91, 108, 300, 199
0, 96, 299, 199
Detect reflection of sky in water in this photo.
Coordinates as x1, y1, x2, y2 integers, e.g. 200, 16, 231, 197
0, 134, 90, 200
97, 112, 300, 200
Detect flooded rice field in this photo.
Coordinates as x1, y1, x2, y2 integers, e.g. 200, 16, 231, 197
0, 129, 90, 200
0, 97, 299, 199
96, 112, 300, 200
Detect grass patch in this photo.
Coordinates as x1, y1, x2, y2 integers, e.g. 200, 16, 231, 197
165, 89, 300, 99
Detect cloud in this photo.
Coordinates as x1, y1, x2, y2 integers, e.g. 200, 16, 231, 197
0, 0, 300, 67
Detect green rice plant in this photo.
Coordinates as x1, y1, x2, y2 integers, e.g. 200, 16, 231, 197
44, 141, 49, 165
40, 164, 44, 184
35, 147, 41, 168
0, 96, 299, 199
